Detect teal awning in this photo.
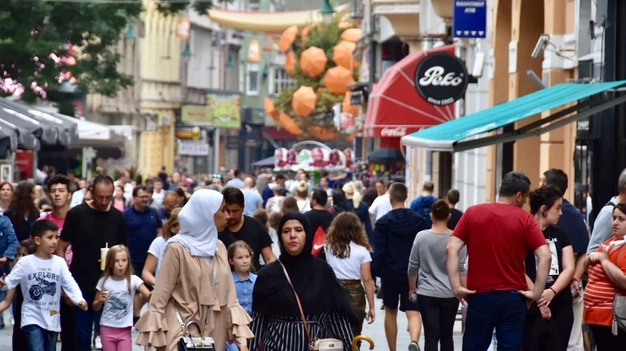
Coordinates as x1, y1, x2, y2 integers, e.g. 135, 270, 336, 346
401, 81, 626, 152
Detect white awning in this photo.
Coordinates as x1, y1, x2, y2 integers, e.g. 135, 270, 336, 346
53, 115, 125, 148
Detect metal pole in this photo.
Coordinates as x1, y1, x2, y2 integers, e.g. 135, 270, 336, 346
213, 128, 220, 173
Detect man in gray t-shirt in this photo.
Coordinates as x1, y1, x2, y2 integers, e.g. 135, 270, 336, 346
587, 168, 626, 255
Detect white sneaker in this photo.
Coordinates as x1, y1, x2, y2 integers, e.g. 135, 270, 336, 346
94, 336, 103, 350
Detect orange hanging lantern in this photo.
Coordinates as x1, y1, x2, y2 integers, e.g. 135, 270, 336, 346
340, 28, 362, 42
310, 126, 336, 141
264, 98, 279, 121
300, 46, 327, 78
333, 41, 359, 70
278, 113, 301, 135
285, 51, 296, 76
279, 25, 298, 53
323, 66, 355, 95
291, 86, 317, 117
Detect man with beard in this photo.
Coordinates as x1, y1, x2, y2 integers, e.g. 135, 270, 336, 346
218, 188, 276, 270
39, 175, 74, 351
57, 175, 127, 351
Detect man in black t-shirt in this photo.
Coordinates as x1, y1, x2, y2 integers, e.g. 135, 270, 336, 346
446, 189, 464, 230
219, 188, 276, 270
57, 175, 127, 351
305, 188, 335, 252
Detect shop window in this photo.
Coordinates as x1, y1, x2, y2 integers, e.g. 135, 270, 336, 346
246, 63, 260, 96
269, 67, 297, 95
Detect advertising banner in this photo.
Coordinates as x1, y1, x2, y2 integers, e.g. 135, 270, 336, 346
274, 147, 353, 172
181, 105, 212, 125
207, 93, 242, 129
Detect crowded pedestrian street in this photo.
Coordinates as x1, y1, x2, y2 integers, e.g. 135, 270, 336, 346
3, 0, 626, 350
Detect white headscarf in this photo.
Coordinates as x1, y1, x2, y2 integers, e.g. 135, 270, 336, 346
166, 189, 223, 257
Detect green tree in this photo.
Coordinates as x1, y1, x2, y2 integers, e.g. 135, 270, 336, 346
0, 0, 224, 103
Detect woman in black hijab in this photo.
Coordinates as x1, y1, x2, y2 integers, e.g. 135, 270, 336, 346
250, 212, 358, 351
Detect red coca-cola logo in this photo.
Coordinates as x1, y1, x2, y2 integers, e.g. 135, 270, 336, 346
381, 127, 407, 137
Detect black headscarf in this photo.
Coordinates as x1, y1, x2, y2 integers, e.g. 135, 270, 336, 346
252, 212, 359, 328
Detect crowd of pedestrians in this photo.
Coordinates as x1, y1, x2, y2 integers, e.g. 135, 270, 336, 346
0, 164, 623, 351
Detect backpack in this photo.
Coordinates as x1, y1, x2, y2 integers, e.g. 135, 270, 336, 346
311, 226, 326, 257
411, 196, 437, 228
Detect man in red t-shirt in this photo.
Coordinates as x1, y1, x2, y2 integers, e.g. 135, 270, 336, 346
446, 171, 551, 351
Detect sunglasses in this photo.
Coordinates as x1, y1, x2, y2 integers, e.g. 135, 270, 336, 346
212, 174, 222, 178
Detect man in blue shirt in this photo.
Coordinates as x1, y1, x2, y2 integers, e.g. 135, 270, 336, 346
262, 174, 286, 207
226, 169, 245, 189
541, 169, 589, 351
124, 185, 161, 320
243, 177, 263, 216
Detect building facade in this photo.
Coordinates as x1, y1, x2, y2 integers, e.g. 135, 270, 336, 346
361, 0, 601, 210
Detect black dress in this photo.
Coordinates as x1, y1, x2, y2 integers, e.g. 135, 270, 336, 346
250, 213, 358, 351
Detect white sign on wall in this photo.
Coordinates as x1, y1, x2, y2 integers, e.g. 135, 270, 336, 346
179, 141, 209, 156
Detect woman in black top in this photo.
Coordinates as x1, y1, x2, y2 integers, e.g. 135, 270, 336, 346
4, 181, 39, 242
250, 212, 358, 351
523, 185, 575, 351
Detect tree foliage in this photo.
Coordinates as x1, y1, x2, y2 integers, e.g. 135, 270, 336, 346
0, 0, 225, 103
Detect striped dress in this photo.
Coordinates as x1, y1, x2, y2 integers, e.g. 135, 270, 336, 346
249, 309, 354, 351
584, 238, 626, 327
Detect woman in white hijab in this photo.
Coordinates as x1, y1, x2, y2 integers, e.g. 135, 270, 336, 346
135, 189, 254, 351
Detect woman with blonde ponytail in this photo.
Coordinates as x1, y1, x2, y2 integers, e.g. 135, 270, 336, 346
342, 182, 373, 241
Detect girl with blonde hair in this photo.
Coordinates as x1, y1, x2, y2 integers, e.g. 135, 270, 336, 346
342, 182, 373, 241
94, 245, 151, 351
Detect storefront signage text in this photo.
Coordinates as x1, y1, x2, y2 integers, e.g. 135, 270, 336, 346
381, 127, 407, 137
415, 52, 468, 106
178, 141, 209, 156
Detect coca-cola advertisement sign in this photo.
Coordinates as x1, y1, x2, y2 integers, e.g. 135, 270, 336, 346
381, 127, 407, 137
415, 52, 468, 106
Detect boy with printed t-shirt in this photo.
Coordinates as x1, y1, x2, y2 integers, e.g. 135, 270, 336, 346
0, 220, 87, 351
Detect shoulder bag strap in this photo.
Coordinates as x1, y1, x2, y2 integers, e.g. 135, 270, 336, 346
279, 260, 312, 345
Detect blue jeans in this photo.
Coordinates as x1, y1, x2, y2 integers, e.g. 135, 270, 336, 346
74, 290, 102, 351
463, 291, 526, 351
23, 324, 58, 351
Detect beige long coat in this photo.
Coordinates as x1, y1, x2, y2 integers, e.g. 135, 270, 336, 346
135, 242, 253, 351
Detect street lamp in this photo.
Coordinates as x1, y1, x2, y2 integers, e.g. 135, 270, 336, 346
319, 0, 335, 24
181, 41, 193, 63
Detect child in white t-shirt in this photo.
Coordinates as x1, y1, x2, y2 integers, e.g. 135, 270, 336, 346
0, 220, 87, 351
93, 245, 151, 351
